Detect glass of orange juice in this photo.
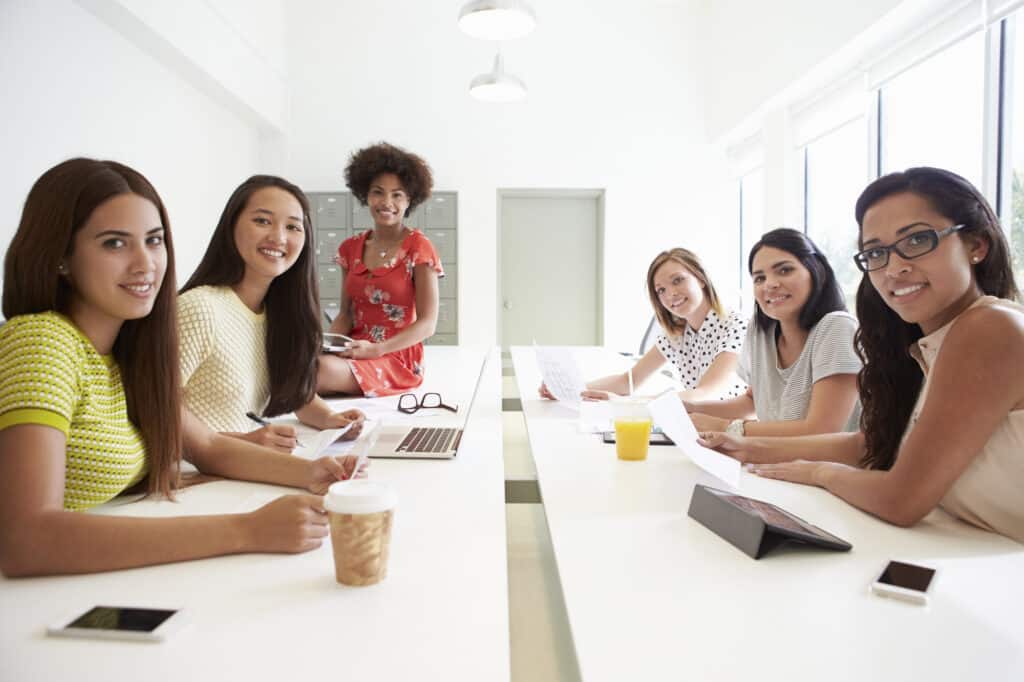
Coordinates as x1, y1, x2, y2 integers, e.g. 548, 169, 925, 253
613, 400, 653, 461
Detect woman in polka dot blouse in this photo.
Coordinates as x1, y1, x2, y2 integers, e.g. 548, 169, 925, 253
540, 248, 747, 401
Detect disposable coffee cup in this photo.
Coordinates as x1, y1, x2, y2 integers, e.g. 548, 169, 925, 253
325, 480, 398, 586
613, 399, 652, 461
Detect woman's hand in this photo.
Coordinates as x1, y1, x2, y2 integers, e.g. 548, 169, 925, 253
341, 339, 383, 360
538, 382, 555, 400
322, 409, 365, 441
690, 413, 729, 433
237, 424, 297, 453
243, 494, 329, 553
305, 455, 369, 493
745, 460, 852, 488
697, 431, 753, 463
580, 389, 616, 401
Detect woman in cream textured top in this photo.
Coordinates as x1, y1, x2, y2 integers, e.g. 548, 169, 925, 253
179, 175, 364, 452
701, 167, 1024, 543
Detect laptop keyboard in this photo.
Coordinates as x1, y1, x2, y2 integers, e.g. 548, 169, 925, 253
398, 427, 461, 453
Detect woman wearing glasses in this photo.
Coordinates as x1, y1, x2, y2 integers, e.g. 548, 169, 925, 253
317, 143, 443, 398
701, 168, 1024, 542
687, 228, 862, 437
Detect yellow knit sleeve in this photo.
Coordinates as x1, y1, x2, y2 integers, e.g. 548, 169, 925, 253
0, 314, 80, 435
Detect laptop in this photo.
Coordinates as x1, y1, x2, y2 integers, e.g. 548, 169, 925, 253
362, 360, 487, 460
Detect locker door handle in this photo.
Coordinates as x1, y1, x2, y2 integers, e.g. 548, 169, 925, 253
503, 299, 512, 311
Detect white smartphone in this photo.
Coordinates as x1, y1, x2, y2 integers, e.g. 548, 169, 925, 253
870, 560, 937, 605
322, 333, 355, 353
47, 606, 185, 642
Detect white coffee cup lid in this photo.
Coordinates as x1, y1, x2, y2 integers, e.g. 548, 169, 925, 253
325, 480, 398, 514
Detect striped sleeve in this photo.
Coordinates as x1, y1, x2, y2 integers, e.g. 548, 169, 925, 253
0, 315, 80, 434
809, 312, 862, 384
177, 289, 216, 385
736, 323, 756, 385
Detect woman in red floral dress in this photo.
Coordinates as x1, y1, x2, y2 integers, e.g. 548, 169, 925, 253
317, 143, 443, 397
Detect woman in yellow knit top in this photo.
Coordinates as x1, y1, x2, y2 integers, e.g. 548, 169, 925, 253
178, 175, 364, 452
0, 159, 363, 577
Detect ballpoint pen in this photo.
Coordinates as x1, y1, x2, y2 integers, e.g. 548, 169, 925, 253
245, 411, 305, 448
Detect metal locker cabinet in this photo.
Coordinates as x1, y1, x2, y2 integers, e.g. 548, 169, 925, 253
438, 264, 457, 300
423, 229, 456, 264
314, 194, 348, 229
423, 192, 457, 229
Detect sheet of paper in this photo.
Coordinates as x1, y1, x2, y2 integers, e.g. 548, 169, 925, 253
534, 346, 586, 408
648, 392, 741, 489
578, 400, 613, 433
300, 422, 356, 458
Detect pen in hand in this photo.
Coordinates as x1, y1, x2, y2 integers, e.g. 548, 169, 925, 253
245, 411, 305, 448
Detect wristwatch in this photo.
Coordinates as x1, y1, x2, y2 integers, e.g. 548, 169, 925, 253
726, 419, 746, 437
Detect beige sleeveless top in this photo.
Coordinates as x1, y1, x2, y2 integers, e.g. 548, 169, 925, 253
905, 296, 1024, 543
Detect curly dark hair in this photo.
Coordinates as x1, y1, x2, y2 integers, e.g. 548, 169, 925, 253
344, 142, 433, 215
853, 167, 1019, 471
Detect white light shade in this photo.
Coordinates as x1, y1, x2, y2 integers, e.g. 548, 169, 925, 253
458, 0, 536, 41
469, 54, 527, 102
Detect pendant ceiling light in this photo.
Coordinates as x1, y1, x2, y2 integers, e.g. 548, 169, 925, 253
469, 53, 527, 102
458, 0, 537, 41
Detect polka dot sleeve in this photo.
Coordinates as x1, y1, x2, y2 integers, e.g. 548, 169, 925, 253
715, 310, 749, 357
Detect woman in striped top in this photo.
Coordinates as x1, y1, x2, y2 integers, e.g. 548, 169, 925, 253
687, 229, 862, 437
702, 169, 1024, 542
0, 159, 362, 577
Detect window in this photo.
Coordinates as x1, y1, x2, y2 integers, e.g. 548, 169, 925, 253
1006, 12, 1024, 285
880, 31, 986, 188
739, 167, 764, 309
804, 117, 870, 308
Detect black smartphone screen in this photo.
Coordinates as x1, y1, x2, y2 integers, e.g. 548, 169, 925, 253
877, 561, 935, 592
67, 606, 177, 632
601, 430, 673, 445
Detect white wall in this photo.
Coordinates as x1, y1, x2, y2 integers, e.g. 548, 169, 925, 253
284, 0, 724, 350
703, 0, 905, 141
0, 0, 284, 289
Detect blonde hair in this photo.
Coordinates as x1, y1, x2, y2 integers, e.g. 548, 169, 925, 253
645, 248, 724, 336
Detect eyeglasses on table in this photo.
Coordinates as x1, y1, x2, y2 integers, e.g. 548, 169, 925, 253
397, 392, 459, 414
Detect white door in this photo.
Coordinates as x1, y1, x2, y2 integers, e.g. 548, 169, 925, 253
499, 192, 602, 349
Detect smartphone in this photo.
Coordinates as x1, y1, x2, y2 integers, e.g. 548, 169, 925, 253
870, 560, 937, 605
47, 606, 185, 642
601, 427, 674, 446
322, 333, 355, 353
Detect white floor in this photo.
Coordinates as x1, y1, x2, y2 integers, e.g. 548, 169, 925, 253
502, 372, 581, 682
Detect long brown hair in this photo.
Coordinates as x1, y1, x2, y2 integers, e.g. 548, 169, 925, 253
646, 248, 725, 336
2, 158, 182, 498
181, 175, 320, 417
854, 167, 1019, 470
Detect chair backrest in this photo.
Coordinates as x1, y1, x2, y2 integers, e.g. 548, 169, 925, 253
637, 315, 657, 356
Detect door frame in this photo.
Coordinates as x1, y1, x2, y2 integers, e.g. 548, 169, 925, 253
496, 188, 606, 348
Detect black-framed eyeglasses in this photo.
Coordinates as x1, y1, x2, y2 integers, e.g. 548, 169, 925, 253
397, 392, 458, 414
853, 224, 965, 273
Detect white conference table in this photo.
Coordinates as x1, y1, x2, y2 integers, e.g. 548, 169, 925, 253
1, 346, 509, 682
512, 345, 1024, 682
